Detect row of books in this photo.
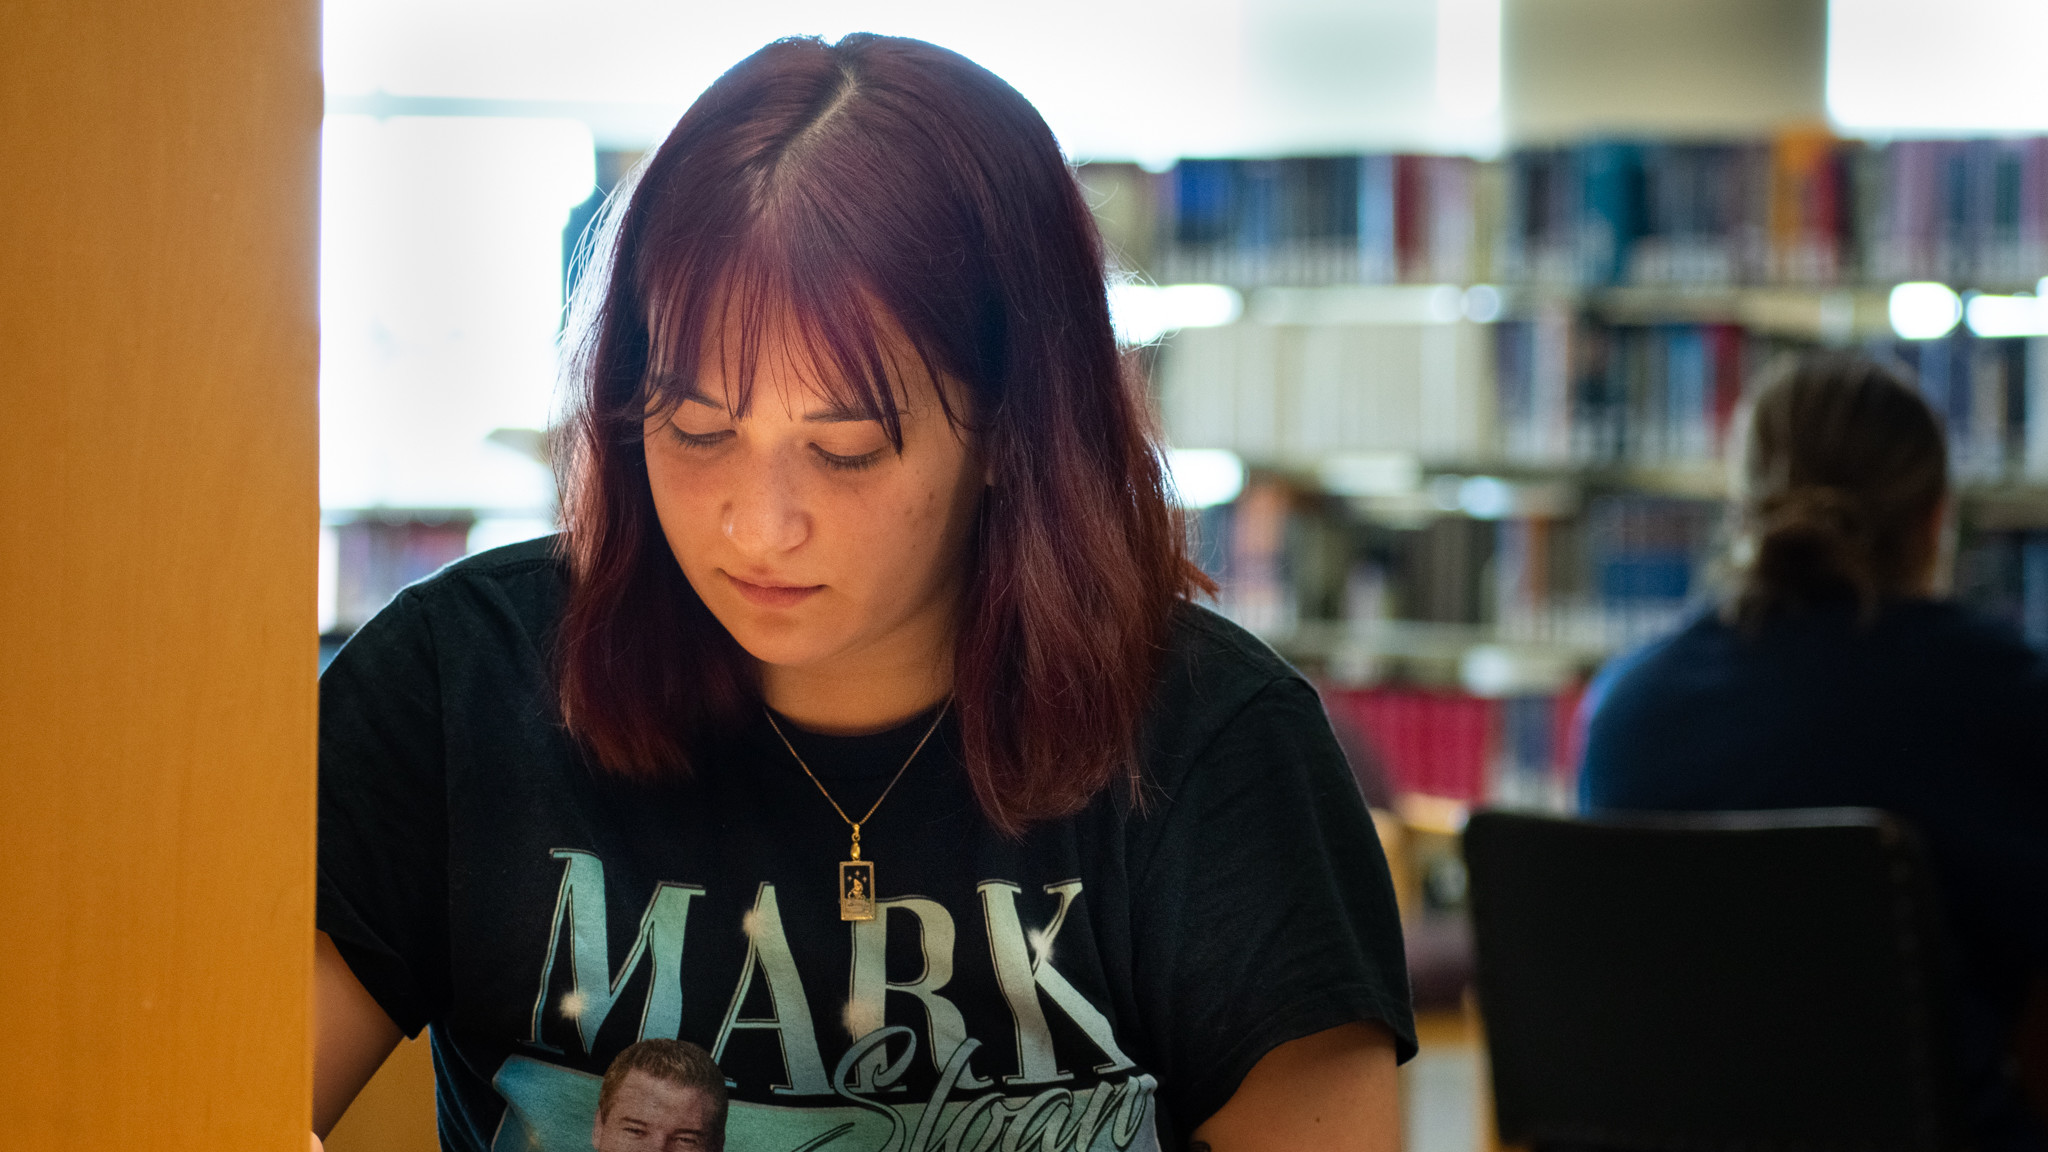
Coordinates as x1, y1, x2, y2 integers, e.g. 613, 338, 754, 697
1163, 311, 2045, 484
1495, 316, 2048, 480
1505, 136, 1856, 287
1872, 138, 2048, 286
1324, 684, 1585, 809
1158, 315, 1497, 464
1899, 329, 2046, 481
1147, 155, 1482, 287
1083, 133, 2048, 290
1206, 474, 1723, 635
1494, 315, 1747, 466
1491, 495, 1722, 648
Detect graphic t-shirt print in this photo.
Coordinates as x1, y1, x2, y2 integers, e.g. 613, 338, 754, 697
494, 849, 1161, 1152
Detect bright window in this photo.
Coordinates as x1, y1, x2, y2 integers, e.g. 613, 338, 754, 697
319, 115, 593, 513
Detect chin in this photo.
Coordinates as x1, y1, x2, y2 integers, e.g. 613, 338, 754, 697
728, 630, 843, 671
705, 600, 847, 671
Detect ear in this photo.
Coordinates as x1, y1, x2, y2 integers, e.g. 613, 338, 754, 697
590, 1110, 605, 1150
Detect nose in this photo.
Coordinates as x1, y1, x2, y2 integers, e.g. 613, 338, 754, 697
721, 451, 810, 558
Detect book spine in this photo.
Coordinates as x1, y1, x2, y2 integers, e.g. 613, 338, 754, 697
1395, 154, 1427, 281
1359, 154, 1396, 283
1496, 321, 1533, 460
2028, 338, 2048, 480
2025, 139, 2048, 279
1577, 141, 1643, 286
1532, 305, 1574, 463
1429, 157, 1477, 283
1709, 324, 1745, 456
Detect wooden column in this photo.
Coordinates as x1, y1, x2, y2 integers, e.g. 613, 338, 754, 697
0, 0, 321, 1147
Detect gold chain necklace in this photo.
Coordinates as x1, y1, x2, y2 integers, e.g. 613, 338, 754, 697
765, 698, 952, 922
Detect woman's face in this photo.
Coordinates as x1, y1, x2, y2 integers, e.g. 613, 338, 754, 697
642, 312, 983, 688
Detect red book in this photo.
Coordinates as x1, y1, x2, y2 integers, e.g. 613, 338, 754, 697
1709, 324, 1745, 455
1551, 680, 1589, 791
1336, 686, 1497, 804
1394, 155, 1427, 282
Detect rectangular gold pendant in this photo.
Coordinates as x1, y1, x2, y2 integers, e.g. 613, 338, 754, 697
839, 860, 876, 921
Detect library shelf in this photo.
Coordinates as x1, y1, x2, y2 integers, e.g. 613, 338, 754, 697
1090, 134, 2048, 813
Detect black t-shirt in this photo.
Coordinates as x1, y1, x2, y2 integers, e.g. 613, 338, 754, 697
318, 537, 1415, 1152
1582, 600, 2048, 1152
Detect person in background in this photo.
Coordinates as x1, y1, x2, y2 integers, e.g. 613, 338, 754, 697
593, 1040, 728, 1152
1579, 352, 2048, 1152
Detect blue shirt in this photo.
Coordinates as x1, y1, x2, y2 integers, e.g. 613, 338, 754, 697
1582, 600, 2048, 1151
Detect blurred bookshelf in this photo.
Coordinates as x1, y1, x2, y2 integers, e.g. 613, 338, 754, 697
1082, 132, 2048, 816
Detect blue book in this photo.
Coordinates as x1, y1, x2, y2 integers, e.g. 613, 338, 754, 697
1173, 159, 1235, 247
1578, 141, 1647, 285
1664, 326, 1709, 461
1236, 159, 1281, 255
1358, 154, 1397, 283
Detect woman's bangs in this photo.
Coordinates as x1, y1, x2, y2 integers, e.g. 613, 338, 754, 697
638, 243, 926, 446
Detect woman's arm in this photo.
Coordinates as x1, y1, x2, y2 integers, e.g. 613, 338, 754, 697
313, 930, 404, 1139
1189, 1022, 1400, 1152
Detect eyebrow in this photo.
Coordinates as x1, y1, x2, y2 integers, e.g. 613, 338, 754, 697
803, 401, 885, 424
614, 1115, 707, 1137
614, 1113, 699, 1129
676, 388, 888, 424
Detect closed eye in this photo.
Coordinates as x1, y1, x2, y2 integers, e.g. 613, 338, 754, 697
667, 425, 733, 449
813, 444, 885, 472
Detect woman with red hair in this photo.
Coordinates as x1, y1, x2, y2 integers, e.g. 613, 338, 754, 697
314, 34, 1411, 1152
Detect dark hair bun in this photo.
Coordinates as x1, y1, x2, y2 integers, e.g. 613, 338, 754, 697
1732, 352, 1946, 628
1750, 485, 1876, 611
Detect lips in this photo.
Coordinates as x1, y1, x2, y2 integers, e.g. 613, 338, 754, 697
725, 572, 824, 609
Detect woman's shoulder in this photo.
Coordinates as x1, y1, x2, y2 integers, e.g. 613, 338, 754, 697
1746, 598, 2042, 687
1882, 598, 2042, 665
1878, 601, 2048, 724
331, 535, 569, 675
419, 533, 566, 592
1139, 601, 1323, 775
1591, 607, 1729, 689
1594, 597, 2037, 689
1589, 597, 2047, 731
385, 534, 567, 624
1157, 600, 1307, 701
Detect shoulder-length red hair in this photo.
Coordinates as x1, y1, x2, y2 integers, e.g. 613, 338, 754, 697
555, 33, 1207, 835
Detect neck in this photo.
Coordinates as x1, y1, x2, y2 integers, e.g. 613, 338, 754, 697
760, 639, 953, 736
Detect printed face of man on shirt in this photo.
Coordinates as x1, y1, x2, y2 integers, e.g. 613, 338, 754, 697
591, 1069, 723, 1152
